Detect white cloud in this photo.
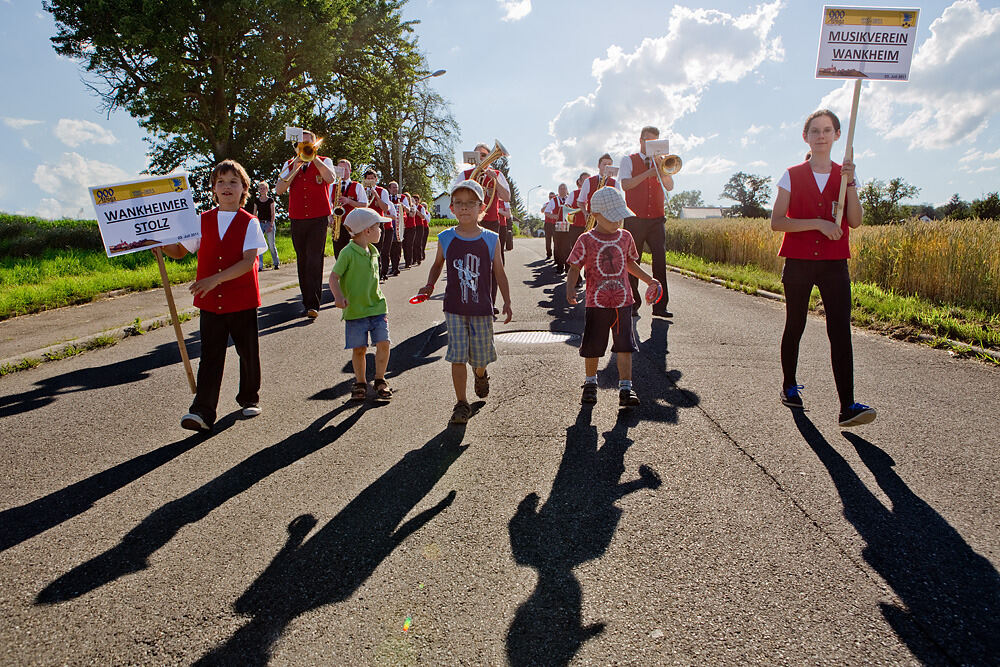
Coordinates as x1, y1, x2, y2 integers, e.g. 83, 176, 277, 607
32, 152, 131, 219
497, 0, 530, 22
819, 1, 1000, 151
542, 2, 784, 182
747, 159, 769, 168
959, 147, 1000, 162
683, 155, 737, 175
54, 118, 118, 147
2, 117, 43, 130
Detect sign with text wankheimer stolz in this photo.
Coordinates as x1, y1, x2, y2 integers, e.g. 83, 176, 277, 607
90, 174, 200, 257
816, 6, 919, 81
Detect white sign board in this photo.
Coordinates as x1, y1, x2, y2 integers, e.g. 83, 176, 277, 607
816, 6, 919, 81
90, 174, 200, 257
644, 139, 670, 156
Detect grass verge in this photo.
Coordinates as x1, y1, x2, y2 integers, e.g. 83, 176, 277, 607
654, 250, 1000, 360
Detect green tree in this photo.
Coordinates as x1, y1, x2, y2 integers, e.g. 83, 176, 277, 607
858, 177, 920, 225
45, 0, 434, 199
937, 193, 970, 220
720, 173, 771, 218
665, 190, 704, 218
971, 192, 1000, 220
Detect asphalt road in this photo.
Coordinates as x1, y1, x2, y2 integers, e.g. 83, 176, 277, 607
1, 238, 997, 666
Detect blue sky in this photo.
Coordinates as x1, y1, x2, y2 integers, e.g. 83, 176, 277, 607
2, 0, 999, 219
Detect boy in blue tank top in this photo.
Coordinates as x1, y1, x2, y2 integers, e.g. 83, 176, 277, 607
416, 180, 513, 425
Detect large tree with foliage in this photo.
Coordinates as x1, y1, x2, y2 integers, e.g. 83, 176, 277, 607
720, 173, 771, 218
937, 193, 970, 220
971, 192, 1000, 220
665, 190, 704, 218
44, 0, 454, 200
858, 177, 920, 225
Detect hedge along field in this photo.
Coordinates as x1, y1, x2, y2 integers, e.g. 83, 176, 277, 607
663, 217, 1000, 314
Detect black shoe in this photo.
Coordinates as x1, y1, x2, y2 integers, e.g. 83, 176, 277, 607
651, 308, 673, 318
839, 403, 877, 427
581, 382, 598, 404
780, 384, 804, 408
619, 388, 640, 407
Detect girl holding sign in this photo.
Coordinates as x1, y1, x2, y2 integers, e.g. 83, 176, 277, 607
770, 109, 876, 428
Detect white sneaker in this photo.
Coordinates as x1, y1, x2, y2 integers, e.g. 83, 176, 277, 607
181, 413, 210, 431
242, 405, 262, 417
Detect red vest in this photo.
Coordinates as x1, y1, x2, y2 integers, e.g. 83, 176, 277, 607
334, 180, 363, 217
569, 191, 585, 227
286, 158, 332, 219
624, 153, 664, 219
419, 204, 429, 227
462, 167, 502, 222
368, 185, 393, 226
778, 161, 851, 260
193, 208, 261, 313
402, 196, 417, 228
585, 175, 617, 209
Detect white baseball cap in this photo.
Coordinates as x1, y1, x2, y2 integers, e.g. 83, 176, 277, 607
589, 186, 634, 222
450, 179, 484, 202
343, 207, 391, 235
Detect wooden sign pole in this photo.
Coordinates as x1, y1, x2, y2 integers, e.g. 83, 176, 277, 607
153, 247, 197, 393
834, 78, 863, 226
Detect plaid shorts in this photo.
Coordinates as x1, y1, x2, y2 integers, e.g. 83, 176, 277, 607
445, 313, 497, 367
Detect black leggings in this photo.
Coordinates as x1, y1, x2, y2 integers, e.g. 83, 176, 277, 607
781, 258, 854, 410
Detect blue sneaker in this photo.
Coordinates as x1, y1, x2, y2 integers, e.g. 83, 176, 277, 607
839, 403, 877, 427
780, 384, 804, 408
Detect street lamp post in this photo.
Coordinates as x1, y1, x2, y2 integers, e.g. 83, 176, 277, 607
526, 184, 544, 216
398, 69, 446, 190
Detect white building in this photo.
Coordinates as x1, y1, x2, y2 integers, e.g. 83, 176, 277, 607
433, 192, 456, 219
680, 206, 723, 219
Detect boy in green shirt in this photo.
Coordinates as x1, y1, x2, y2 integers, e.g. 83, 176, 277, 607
328, 207, 393, 402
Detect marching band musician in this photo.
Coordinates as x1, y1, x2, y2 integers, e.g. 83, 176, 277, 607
452, 142, 511, 240
619, 126, 673, 318
578, 153, 620, 207
330, 158, 368, 259
414, 195, 431, 265
567, 172, 591, 278
363, 169, 395, 280
275, 130, 338, 319
401, 190, 419, 268
542, 183, 570, 274
542, 191, 556, 260
386, 181, 404, 276
499, 199, 513, 251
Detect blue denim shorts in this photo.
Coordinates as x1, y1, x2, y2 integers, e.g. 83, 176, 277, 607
344, 314, 390, 349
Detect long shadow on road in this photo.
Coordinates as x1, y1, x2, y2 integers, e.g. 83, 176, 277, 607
506, 408, 662, 666
793, 411, 1000, 664
194, 426, 467, 666
35, 401, 371, 604
2, 325, 444, 556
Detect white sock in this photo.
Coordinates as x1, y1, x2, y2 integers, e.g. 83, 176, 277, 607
619, 379, 632, 390
585, 375, 597, 385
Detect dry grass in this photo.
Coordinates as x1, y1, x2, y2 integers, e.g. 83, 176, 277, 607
664, 217, 1000, 314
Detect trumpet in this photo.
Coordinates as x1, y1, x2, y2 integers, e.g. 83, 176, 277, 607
469, 140, 509, 209
296, 136, 323, 163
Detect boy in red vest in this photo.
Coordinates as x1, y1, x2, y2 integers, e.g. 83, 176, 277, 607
619, 126, 673, 318
161, 160, 267, 431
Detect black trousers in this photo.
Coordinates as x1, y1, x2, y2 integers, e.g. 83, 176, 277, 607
379, 225, 393, 278
403, 227, 419, 267
290, 216, 328, 311
781, 258, 854, 410
544, 222, 555, 257
190, 308, 260, 426
331, 216, 350, 258
417, 226, 428, 262
624, 216, 668, 309
553, 230, 571, 272
566, 226, 584, 262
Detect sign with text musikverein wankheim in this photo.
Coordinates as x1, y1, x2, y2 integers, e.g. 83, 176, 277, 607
816, 6, 919, 81
90, 174, 200, 257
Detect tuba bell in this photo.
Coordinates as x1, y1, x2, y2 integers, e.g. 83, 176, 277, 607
469, 140, 509, 209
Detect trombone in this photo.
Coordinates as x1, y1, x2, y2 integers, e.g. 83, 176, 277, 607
652, 153, 682, 191
296, 136, 323, 163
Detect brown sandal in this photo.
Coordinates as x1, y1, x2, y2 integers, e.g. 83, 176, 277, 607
350, 382, 367, 402
373, 378, 393, 402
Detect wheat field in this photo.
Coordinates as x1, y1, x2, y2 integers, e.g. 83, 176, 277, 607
663, 218, 1000, 314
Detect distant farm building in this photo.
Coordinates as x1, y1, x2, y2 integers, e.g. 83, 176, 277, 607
433, 192, 456, 219
680, 206, 723, 219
